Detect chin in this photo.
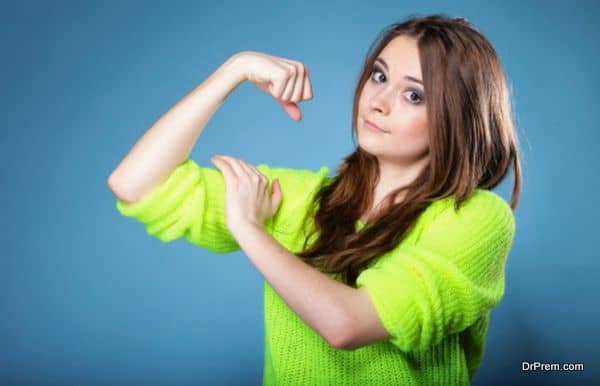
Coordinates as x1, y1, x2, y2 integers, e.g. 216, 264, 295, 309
357, 142, 383, 157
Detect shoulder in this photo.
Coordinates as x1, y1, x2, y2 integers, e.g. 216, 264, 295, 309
255, 163, 330, 182
254, 164, 331, 230
418, 189, 516, 243
255, 163, 331, 199
429, 189, 513, 221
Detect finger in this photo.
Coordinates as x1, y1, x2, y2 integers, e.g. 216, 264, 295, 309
282, 59, 312, 101
280, 60, 304, 103
289, 63, 305, 102
246, 163, 269, 185
281, 63, 297, 101
238, 161, 269, 192
213, 155, 244, 178
217, 156, 264, 188
290, 68, 304, 102
234, 157, 260, 180
280, 101, 301, 121
211, 156, 236, 183
303, 69, 313, 100
271, 65, 289, 99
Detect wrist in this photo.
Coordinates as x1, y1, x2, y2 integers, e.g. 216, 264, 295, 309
231, 220, 263, 240
222, 52, 247, 85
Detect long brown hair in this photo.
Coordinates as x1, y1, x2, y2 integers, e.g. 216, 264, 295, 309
293, 14, 523, 287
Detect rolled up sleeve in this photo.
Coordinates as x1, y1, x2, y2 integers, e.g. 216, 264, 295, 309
355, 192, 516, 352
115, 158, 330, 253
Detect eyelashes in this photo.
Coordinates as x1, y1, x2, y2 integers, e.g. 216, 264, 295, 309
369, 65, 425, 104
370, 66, 386, 83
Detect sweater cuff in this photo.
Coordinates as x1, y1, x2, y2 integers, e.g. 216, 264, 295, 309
355, 258, 421, 352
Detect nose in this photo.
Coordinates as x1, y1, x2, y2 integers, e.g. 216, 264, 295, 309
369, 86, 393, 115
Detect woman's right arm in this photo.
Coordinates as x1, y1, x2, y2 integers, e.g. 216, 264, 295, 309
107, 52, 246, 203
108, 51, 320, 252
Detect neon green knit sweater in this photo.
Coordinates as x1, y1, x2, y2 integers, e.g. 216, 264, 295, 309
114, 158, 515, 386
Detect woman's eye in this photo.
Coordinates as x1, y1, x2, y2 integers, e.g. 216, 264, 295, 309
370, 66, 424, 105
370, 69, 385, 83
404, 90, 423, 104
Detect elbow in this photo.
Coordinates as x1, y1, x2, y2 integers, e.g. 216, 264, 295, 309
107, 173, 134, 203
327, 319, 355, 351
330, 331, 356, 351
327, 334, 347, 351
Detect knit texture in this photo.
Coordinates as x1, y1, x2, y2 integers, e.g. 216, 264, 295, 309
115, 158, 516, 386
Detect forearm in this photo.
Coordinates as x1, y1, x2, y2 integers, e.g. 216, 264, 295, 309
234, 224, 356, 348
108, 53, 246, 203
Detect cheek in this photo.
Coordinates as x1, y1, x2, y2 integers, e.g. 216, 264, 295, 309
409, 122, 428, 145
358, 91, 370, 113
386, 115, 429, 157
359, 84, 378, 108
394, 112, 428, 142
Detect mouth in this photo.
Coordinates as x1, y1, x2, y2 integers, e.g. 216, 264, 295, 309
364, 119, 388, 133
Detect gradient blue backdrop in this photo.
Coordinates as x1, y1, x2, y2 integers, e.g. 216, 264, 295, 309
2, 1, 598, 385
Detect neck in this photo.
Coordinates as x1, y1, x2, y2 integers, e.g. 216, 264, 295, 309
362, 153, 429, 221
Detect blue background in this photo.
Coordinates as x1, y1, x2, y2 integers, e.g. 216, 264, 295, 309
2, 0, 598, 385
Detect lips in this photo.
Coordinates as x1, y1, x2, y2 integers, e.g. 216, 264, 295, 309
364, 119, 387, 133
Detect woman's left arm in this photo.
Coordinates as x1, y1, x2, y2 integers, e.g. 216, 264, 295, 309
233, 224, 366, 349
210, 154, 367, 348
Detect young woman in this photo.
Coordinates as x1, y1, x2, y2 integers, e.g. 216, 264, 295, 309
108, 14, 521, 386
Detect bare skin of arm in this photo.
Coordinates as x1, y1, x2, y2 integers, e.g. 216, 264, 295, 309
107, 53, 246, 204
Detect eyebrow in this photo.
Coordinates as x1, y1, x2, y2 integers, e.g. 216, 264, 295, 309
374, 57, 423, 86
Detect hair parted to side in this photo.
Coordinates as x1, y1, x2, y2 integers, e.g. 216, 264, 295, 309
294, 13, 523, 287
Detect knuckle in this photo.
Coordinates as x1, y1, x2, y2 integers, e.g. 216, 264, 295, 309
286, 64, 297, 75
276, 67, 287, 78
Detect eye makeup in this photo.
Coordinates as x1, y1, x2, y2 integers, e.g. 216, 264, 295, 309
370, 65, 425, 104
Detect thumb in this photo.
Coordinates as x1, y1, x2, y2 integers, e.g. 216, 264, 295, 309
270, 178, 282, 214
279, 100, 302, 121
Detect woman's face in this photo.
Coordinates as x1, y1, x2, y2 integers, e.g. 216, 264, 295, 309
357, 35, 429, 165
